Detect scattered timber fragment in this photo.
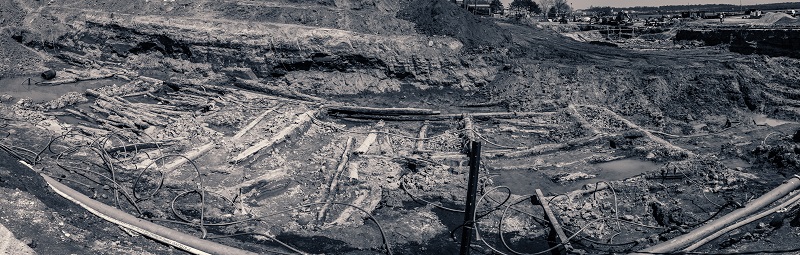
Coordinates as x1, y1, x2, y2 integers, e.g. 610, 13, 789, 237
331, 184, 382, 226
218, 168, 288, 199
95, 100, 151, 129
73, 107, 111, 126
492, 118, 561, 129
105, 141, 174, 154
354, 121, 384, 154
106, 114, 137, 129
487, 164, 541, 171
162, 142, 215, 179
64, 109, 96, 123
428, 150, 512, 160
89, 104, 112, 116
56, 52, 94, 67
175, 86, 221, 98
459, 100, 504, 107
317, 137, 354, 222
497, 125, 549, 135
86, 89, 130, 106
415, 121, 429, 153
231, 104, 284, 141
326, 105, 441, 116
499, 133, 614, 158
74, 125, 110, 137
568, 104, 599, 135
231, 110, 318, 162
146, 93, 175, 105
585, 105, 696, 158
379, 123, 395, 156
231, 77, 324, 102
39, 73, 116, 86
347, 162, 359, 180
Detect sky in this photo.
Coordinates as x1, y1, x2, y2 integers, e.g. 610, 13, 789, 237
499, 0, 794, 10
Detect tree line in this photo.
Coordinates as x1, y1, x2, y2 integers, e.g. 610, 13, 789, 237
505, 0, 572, 17
586, 2, 800, 14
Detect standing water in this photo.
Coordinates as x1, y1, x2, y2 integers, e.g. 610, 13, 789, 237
595, 159, 661, 181
0, 76, 120, 103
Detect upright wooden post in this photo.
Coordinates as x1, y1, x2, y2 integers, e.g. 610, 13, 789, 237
459, 141, 482, 255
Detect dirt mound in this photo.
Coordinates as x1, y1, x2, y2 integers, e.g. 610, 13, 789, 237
775, 15, 800, 25
397, 0, 511, 49
753, 12, 794, 25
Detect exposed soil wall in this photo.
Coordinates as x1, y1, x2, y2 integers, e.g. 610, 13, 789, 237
676, 29, 800, 59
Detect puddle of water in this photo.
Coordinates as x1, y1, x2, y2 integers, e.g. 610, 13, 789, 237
753, 114, 794, 127
0, 76, 121, 103
494, 158, 661, 196
595, 159, 661, 180
721, 158, 751, 169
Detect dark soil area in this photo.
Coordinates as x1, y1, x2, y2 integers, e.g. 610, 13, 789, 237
0, 149, 182, 255
397, 0, 512, 49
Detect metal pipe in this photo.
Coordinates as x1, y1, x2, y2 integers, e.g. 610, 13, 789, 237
633, 176, 800, 254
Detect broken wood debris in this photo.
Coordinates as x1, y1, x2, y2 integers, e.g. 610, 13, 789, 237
415, 121, 429, 153
583, 105, 696, 158
231, 103, 284, 141
317, 137, 355, 222
499, 133, 614, 158
38, 73, 117, 86
567, 104, 599, 135
231, 77, 324, 102
231, 110, 317, 162
354, 121, 384, 154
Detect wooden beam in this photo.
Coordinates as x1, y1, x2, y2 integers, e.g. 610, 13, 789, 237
231, 110, 317, 162
534, 189, 573, 254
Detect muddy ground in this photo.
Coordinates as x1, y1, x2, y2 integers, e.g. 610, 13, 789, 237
2, 0, 800, 254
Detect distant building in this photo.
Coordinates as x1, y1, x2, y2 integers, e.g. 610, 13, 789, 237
745, 9, 762, 18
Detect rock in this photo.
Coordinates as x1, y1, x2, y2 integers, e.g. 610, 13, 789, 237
793, 130, 800, 143
769, 213, 786, 228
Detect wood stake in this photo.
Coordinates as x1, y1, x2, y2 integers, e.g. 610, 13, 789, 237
462, 114, 475, 154
415, 121, 429, 153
